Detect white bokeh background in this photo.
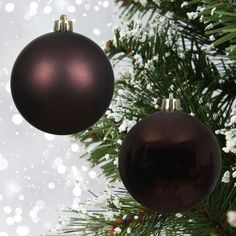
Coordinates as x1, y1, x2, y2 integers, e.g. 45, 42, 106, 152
0, 0, 115, 235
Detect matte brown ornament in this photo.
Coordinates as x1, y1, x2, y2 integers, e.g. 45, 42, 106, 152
11, 15, 114, 135
119, 95, 221, 213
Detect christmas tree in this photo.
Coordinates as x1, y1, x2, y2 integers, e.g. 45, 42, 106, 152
49, 0, 236, 235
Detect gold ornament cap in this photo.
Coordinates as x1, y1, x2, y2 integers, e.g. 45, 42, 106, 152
54, 15, 73, 32
161, 93, 181, 112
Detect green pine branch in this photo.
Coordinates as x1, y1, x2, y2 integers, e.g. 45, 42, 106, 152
116, 0, 236, 60
114, 0, 208, 45
48, 181, 236, 236
73, 19, 236, 183
185, 0, 236, 60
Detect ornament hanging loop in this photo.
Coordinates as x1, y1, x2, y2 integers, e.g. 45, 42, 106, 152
54, 15, 73, 32
161, 93, 181, 112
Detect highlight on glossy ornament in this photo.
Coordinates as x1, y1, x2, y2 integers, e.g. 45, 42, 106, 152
119, 94, 222, 213
11, 15, 114, 135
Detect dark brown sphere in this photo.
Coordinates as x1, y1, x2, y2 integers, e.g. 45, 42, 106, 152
11, 32, 114, 135
119, 111, 221, 213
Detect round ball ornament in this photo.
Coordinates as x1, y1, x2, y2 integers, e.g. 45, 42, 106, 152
11, 15, 114, 135
119, 95, 221, 213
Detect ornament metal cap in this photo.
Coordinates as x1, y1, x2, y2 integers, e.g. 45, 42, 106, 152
161, 93, 181, 112
54, 15, 73, 32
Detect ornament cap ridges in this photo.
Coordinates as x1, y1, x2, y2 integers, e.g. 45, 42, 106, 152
161, 93, 181, 112
54, 15, 73, 32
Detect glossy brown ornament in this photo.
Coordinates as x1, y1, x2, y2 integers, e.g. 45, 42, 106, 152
11, 16, 114, 135
119, 111, 222, 213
